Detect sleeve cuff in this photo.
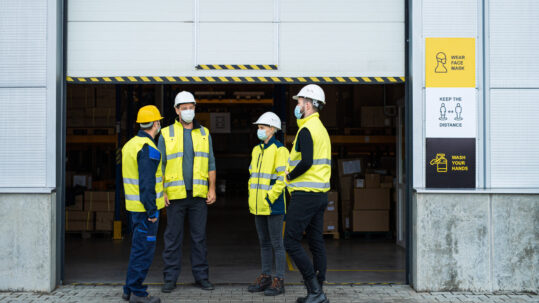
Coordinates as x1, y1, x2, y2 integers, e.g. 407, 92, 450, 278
147, 210, 159, 218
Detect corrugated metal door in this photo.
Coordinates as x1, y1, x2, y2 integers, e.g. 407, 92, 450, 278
67, 0, 405, 79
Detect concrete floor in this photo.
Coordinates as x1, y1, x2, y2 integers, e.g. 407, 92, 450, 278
65, 206, 406, 284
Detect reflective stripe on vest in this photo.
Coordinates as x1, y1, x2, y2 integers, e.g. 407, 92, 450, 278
121, 136, 165, 212
161, 121, 210, 200
287, 113, 331, 193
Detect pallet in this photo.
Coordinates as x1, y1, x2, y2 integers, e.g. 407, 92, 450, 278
67, 127, 115, 136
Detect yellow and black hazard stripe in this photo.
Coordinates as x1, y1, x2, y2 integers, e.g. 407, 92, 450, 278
67, 76, 405, 84
196, 64, 277, 70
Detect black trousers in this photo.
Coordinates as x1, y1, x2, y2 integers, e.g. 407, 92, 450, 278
162, 192, 209, 283
284, 191, 328, 281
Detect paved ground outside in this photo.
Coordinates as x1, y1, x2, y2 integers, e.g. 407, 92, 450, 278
0, 284, 537, 303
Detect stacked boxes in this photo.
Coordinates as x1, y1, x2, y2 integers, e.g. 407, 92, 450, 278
67, 86, 116, 128
65, 191, 115, 232
65, 211, 94, 232
323, 192, 339, 233
352, 173, 390, 232
337, 158, 365, 231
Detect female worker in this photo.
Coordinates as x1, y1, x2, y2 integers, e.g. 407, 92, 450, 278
247, 112, 289, 296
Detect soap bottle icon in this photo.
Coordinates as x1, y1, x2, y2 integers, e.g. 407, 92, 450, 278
429, 153, 448, 173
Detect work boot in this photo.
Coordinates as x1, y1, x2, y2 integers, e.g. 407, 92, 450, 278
195, 279, 215, 290
129, 294, 161, 303
264, 277, 285, 296
303, 277, 329, 303
247, 274, 272, 293
161, 281, 176, 293
296, 280, 311, 303
297, 275, 324, 303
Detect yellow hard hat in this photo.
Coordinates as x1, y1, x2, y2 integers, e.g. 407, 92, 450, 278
136, 105, 163, 123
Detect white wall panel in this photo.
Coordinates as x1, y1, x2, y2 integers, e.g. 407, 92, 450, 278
490, 89, 539, 188
0, 88, 47, 187
280, 23, 404, 76
199, 0, 273, 22
0, 0, 47, 87
489, 0, 539, 88
281, 0, 403, 22
68, 0, 193, 22
197, 23, 274, 65
423, 0, 477, 37
67, 22, 193, 77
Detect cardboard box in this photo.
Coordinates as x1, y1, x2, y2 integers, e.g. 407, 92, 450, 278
354, 178, 365, 188
382, 175, 394, 183
361, 107, 386, 128
66, 211, 94, 221
65, 211, 94, 232
326, 192, 339, 213
84, 191, 115, 212
95, 211, 114, 222
352, 210, 389, 232
353, 188, 390, 210
95, 86, 116, 108
339, 176, 353, 201
338, 158, 364, 176
95, 220, 113, 231
323, 216, 339, 233
73, 174, 92, 188
365, 173, 381, 188
95, 212, 114, 231
66, 221, 94, 232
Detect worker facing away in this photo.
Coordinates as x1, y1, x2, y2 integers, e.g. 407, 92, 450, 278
247, 112, 289, 296
159, 91, 217, 293
121, 105, 165, 303
284, 84, 331, 303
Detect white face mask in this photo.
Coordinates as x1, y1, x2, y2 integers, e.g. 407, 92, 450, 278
180, 109, 195, 123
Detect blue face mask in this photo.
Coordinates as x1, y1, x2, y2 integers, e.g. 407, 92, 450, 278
257, 129, 268, 141
294, 105, 303, 120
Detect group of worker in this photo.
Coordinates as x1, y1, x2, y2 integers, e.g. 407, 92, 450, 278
121, 84, 331, 303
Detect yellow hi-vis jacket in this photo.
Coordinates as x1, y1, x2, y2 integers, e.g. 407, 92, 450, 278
288, 113, 331, 193
122, 134, 165, 212
248, 137, 289, 215
161, 120, 210, 200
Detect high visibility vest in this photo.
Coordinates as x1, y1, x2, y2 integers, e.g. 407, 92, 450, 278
248, 138, 289, 215
161, 120, 210, 200
122, 135, 165, 212
288, 113, 332, 193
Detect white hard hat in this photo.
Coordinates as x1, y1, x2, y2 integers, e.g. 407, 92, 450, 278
174, 91, 196, 107
253, 112, 282, 130
293, 84, 325, 104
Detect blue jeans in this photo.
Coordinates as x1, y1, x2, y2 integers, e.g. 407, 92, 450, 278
123, 211, 159, 297
255, 214, 286, 279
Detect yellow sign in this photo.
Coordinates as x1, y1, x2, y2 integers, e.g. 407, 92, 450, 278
425, 38, 475, 88
430, 153, 448, 173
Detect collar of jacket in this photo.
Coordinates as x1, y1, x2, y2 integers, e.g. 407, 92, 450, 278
175, 117, 202, 130
261, 136, 278, 150
137, 129, 155, 141
297, 112, 320, 128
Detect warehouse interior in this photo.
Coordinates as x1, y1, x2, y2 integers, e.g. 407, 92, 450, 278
64, 83, 407, 284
